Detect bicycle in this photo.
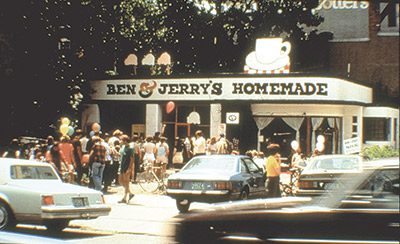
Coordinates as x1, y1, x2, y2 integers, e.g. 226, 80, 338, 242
280, 167, 302, 197
137, 161, 169, 194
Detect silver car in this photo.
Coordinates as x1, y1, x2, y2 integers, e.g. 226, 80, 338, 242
297, 154, 363, 196
0, 158, 111, 231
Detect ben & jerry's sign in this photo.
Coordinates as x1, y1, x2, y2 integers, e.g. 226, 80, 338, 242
90, 77, 372, 104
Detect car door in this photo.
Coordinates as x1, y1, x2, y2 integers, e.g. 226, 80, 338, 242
242, 158, 265, 196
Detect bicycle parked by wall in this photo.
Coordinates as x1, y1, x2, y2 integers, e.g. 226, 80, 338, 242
137, 161, 169, 194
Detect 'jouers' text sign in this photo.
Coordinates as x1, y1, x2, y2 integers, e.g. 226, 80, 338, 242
90, 77, 372, 104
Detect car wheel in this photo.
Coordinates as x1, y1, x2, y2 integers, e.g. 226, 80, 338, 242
45, 219, 70, 232
176, 199, 191, 213
0, 202, 16, 230
239, 188, 249, 200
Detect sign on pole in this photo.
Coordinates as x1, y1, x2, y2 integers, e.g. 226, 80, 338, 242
343, 137, 361, 155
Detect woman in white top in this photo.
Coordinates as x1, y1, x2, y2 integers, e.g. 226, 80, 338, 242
142, 136, 156, 165
193, 130, 206, 156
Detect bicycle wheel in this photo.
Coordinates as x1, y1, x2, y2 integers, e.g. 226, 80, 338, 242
137, 171, 160, 193
280, 183, 292, 197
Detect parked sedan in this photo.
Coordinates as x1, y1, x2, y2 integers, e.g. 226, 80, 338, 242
174, 157, 399, 244
167, 155, 266, 212
0, 158, 111, 231
297, 154, 363, 196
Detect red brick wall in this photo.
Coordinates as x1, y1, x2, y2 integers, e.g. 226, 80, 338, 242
328, 1, 399, 99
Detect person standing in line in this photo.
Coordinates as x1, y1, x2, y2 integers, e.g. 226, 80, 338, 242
101, 134, 113, 194
46, 142, 67, 178
2, 139, 22, 159
192, 130, 206, 156
109, 139, 121, 185
206, 137, 218, 155
172, 137, 185, 168
108, 130, 122, 149
46, 136, 55, 152
79, 132, 89, 155
291, 147, 306, 169
142, 136, 156, 165
59, 136, 76, 183
130, 134, 142, 183
265, 144, 282, 198
216, 133, 228, 154
118, 135, 135, 203
253, 151, 266, 173
72, 134, 83, 185
89, 136, 106, 191
155, 136, 169, 177
183, 137, 193, 162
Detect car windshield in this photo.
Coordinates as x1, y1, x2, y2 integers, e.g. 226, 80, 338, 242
10, 165, 59, 180
307, 157, 360, 171
182, 157, 237, 173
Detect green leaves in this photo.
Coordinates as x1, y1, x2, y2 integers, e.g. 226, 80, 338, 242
362, 145, 399, 160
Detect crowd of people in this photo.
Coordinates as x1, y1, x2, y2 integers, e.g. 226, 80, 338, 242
1, 125, 310, 200
0, 127, 238, 200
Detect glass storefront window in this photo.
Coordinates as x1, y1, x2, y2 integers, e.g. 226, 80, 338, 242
363, 118, 391, 141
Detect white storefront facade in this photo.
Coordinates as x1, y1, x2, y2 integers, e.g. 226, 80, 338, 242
85, 74, 398, 158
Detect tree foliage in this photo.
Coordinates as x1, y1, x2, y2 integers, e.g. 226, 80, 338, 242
118, 0, 325, 74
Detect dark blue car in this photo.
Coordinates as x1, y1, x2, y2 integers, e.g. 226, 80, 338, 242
166, 155, 266, 212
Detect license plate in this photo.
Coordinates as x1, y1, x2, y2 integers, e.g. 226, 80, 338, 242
191, 182, 204, 190
72, 197, 87, 207
324, 182, 339, 190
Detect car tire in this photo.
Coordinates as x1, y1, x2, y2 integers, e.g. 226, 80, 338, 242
239, 188, 249, 200
0, 202, 16, 230
45, 219, 70, 232
176, 199, 191, 213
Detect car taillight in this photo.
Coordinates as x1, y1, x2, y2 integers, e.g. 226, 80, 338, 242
101, 195, 106, 204
168, 180, 182, 189
41, 195, 54, 206
214, 181, 232, 190
299, 181, 316, 189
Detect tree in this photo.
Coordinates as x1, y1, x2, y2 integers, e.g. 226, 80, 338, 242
118, 0, 326, 74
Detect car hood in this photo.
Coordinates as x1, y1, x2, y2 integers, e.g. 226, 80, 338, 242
7, 180, 100, 194
168, 170, 235, 181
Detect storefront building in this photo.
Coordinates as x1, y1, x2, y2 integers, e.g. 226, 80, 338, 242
84, 74, 398, 160
84, 1, 399, 160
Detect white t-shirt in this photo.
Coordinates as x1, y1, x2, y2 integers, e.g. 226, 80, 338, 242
143, 142, 156, 162
193, 136, 206, 155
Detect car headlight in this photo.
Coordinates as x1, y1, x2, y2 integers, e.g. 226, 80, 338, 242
214, 181, 232, 190
168, 180, 183, 189
41, 195, 54, 206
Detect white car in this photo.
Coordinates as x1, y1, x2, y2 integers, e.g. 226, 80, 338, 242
0, 158, 111, 231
